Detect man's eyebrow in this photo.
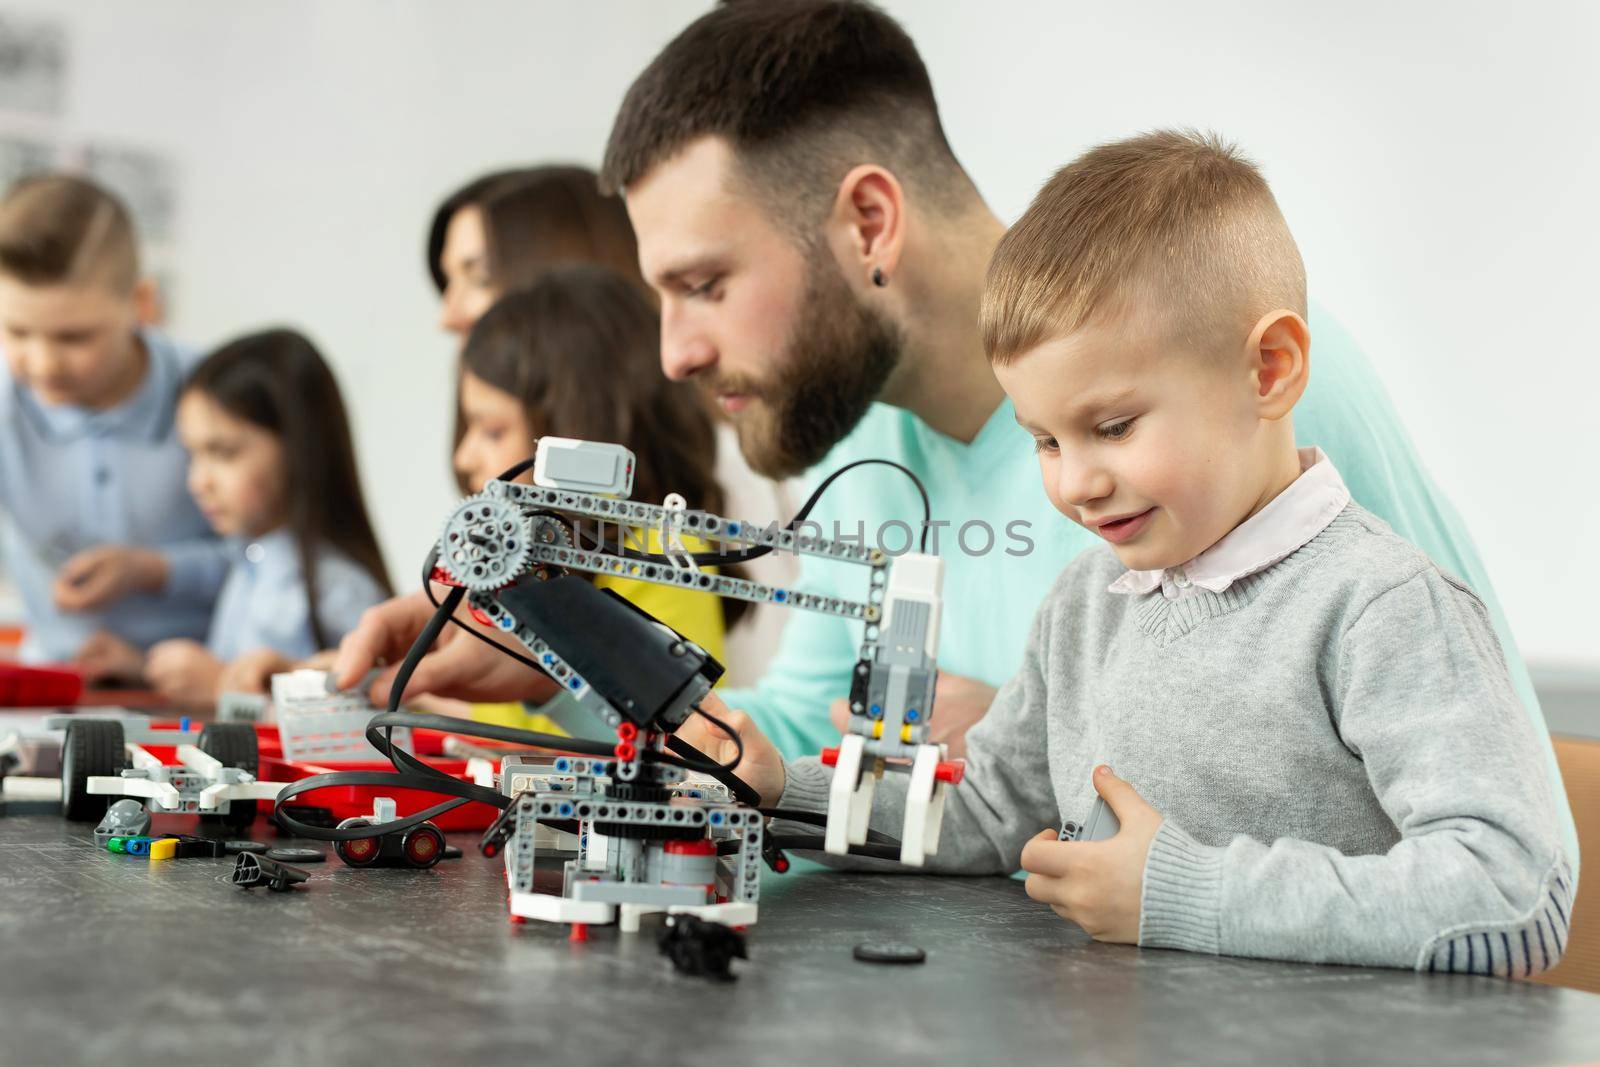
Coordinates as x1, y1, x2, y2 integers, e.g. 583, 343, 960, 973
648, 253, 726, 289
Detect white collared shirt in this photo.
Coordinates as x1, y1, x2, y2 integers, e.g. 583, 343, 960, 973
1107, 447, 1351, 600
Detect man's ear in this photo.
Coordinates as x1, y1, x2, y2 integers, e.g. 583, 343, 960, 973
825, 164, 905, 293
131, 277, 163, 328
1245, 309, 1310, 420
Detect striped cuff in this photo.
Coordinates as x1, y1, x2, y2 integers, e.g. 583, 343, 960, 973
777, 757, 833, 812
1140, 821, 1226, 954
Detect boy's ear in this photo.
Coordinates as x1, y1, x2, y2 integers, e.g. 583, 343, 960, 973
131, 277, 163, 328
1245, 309, 1310, 421
825, 163, 905, 295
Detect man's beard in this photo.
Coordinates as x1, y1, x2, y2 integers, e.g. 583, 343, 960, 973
718, 254, 904, 479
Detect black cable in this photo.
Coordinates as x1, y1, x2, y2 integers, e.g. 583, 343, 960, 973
765, 834, 906, 862
420, 546, 547, 674
759, 807, 898, 846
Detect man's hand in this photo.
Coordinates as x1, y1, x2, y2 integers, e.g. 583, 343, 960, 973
672, 693, 786, 806
74, 630, 147, 684
217, 648, 297, 694
828, 671, 998, 758
1019, 766, 1163, 943
53, 546, 168, 612
333, 588, 560, 707
144, 638, 225, 706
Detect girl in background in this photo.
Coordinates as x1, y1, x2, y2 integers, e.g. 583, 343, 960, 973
139, 328, 392, 703
430, 165, 650, 348
453, 266, 733, 733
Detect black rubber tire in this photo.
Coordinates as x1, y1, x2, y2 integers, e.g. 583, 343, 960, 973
198, 723, 260, 829
60, 721, 127, 822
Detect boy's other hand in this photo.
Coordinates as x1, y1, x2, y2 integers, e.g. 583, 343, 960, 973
144, 638, 224, 706
53, 546, 167, 612
1020, 765, 1163, 944
74, 630, 146, 684
672, 693, 786, 805
828, 671, 998, 759
218, 648, 296, 694
333, 589, 560, 707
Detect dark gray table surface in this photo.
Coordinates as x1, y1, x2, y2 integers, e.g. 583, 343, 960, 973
2, 814, 1599, 1067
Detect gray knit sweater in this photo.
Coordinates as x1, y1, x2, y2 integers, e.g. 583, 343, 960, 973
780, 505, 1574, 976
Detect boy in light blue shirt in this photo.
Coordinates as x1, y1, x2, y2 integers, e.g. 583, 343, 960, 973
0, 175, 226, 669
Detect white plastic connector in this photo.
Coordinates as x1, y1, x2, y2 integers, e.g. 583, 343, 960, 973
533, 437, 636, 497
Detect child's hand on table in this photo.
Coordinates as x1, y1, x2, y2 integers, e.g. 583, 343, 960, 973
74, 630, 147, 684
144, 639, 224, 706
672, 693, 786, 805
1020, 765, 1163, 944
217, 648, 297, 694
52, 546, 167, 612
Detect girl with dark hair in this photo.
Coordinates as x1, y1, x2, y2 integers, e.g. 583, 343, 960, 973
136, 328, 391, 704
452, 266, 732, 733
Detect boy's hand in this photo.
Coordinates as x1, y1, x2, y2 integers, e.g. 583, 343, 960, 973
53, 546, 167, 612
671, 693, 786, 806
217, 648, 297, 694
75, 630, 147, 684
144, 639, 224, 706
1020, 765, 1163, 944
828, 671, 998, 758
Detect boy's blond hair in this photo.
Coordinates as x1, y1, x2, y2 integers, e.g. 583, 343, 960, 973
0, 174, 139, 293
982, 129, 1305, 363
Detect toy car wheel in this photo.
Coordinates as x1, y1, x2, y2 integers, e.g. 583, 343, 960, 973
400, 823, 445, 869
60, 720, 128, 822
334, 818, 382, 868
198, 723, 260, 828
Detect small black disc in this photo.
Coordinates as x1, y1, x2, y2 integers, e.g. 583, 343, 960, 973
442, 845, 463, 860
266, 847, 326, 863
224, 840, 269, 855
853, 941, 926, 964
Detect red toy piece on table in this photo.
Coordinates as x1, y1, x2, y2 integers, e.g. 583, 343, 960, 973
0, 663, 84, 707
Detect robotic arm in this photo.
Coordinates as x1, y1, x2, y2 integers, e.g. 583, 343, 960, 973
430, 437, 963, 864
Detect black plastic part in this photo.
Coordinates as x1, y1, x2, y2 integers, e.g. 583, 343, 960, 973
168, 835, 227, 858
334, 818, 382, 868
400, 824, 445, 869
232, 852, 309, 892
224, 840, 269, 855
658, 915, 748, 981
494, 576, 722, 731
852, 942, 927, 964
197, 723, 260, 829
441, 845, 463, 860
265, 847, 326, 864
60, 720, 127, 822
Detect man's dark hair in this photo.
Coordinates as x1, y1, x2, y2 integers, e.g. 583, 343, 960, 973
600, 0, 974, 230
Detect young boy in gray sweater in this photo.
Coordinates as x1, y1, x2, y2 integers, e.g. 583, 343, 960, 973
682, 129, 1572, 976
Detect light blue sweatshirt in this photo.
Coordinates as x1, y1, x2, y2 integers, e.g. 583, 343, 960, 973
0, 330, 228, 660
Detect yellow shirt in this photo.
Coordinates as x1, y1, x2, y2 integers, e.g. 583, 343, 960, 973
471, 529, 727, 733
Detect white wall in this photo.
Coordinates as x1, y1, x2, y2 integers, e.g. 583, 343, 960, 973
6, 0, 1596, 668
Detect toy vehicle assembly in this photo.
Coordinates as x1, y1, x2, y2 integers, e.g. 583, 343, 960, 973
54, 717, 287, 828
274, 437, 963, 938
